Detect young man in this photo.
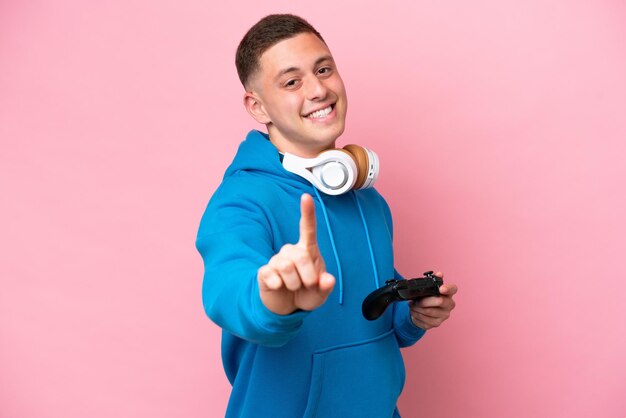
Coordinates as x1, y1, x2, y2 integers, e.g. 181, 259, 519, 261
196, 14, 457, 417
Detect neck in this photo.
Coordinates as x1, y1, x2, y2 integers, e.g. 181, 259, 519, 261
267, 128, 336, 158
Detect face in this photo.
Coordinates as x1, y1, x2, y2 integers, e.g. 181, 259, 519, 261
245, 33, 348, 157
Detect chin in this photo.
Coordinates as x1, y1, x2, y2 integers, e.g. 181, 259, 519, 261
314, 127, 344, 147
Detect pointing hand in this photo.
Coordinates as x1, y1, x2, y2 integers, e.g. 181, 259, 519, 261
258, 194, 336, 315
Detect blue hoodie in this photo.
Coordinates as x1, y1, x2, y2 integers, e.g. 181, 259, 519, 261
196, 130, 426, 418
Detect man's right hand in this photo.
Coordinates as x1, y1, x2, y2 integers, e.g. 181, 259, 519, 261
257, 193, 336, 315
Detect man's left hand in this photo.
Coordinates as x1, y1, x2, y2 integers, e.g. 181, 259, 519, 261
409, 272, 457, 330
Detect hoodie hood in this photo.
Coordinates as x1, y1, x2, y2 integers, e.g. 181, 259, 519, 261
224, 130, 310, 190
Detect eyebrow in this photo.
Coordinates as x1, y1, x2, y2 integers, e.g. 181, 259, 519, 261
274, 55, 334, 81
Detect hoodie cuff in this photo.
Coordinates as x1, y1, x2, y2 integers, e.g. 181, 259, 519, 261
394, 301, 426, 346
250, 279, 309, 334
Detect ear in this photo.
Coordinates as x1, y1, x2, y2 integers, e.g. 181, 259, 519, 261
243, 92, 271, 125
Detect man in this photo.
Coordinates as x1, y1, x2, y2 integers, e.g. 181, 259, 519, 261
196, 14, 457, 417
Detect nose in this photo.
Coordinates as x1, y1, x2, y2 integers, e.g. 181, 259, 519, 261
304, 75, 328, 101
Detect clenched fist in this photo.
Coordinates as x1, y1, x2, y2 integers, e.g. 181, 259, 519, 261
258, 194, 336, 315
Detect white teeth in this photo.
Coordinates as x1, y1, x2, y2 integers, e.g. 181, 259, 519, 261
307, 106, 332, 119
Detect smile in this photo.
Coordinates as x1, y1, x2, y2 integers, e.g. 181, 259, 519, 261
305, 105, 333, 119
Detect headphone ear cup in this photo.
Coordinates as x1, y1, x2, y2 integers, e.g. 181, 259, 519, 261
342, 144, 369, 189
283, 150, 358, 195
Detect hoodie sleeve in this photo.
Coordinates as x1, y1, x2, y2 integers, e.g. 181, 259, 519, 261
377, 193, 427, 347
196, 178, 309, 347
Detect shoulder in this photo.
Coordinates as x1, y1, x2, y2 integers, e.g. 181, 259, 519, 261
197, 173, 276, 244
202, 171, 293, 233
359, 188, 392, 212
210, 171, 280, 205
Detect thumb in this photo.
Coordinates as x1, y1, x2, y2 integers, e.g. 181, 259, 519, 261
439, 283, 458, 296
319, 272, 335, 291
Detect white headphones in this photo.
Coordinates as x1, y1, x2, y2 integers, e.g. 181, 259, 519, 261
282, 144, 380, 195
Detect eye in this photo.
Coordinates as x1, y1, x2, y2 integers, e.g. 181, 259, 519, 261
317, 66, 333, 76
284, 79, 300, 89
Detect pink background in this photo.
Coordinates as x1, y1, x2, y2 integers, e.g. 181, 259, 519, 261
1, 0, 625, 417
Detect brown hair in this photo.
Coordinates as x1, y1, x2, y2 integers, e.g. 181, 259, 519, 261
235, 14, 325, 89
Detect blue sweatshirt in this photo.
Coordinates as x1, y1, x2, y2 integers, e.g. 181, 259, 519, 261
196, 130, 426, 418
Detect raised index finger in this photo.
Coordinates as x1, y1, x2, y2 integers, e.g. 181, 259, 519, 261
298, 194, 317, 249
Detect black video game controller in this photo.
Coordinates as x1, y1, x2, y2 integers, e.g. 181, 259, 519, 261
362, 271, 443, 321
